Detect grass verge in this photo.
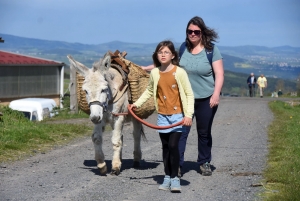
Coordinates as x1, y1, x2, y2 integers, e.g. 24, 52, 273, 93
261, 100, 300, 200
0, 106, 92, 163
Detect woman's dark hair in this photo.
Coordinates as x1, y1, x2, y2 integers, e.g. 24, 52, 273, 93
185, 16, 219, 52
152, 40, 179, 67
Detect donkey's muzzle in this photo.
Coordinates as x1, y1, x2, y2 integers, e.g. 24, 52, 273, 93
90, 115, 101, 124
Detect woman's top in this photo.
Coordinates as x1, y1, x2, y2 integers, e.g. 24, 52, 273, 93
179, 45, 222, 99
134, 65, 194, 118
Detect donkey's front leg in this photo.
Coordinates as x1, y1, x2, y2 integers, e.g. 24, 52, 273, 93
110, 115, 124, 175
92, 123, 107, 176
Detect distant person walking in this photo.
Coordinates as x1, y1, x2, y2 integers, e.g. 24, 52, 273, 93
257, 74, 267, 98
247, 73, 256, 97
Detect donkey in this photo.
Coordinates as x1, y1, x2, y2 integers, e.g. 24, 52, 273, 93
67, 53, 144, 176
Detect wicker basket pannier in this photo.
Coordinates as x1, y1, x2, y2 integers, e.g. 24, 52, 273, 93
120, 58, 155, 119
76, 72, 90, 114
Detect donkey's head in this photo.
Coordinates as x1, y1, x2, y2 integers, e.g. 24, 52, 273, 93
67, 53, 112, 124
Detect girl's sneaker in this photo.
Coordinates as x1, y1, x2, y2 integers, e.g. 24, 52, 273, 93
170, 177, 181, 192
159, 175, 171, 191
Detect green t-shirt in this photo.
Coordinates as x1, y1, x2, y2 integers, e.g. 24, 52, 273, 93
179, 45, 222, 98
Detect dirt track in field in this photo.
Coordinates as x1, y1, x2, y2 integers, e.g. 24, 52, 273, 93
1, 97, 286, 201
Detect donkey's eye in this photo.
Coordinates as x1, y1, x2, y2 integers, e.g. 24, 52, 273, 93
84, 90, 88, 94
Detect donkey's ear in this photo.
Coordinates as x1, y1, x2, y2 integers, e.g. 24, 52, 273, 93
101, 52, 111, 71
67, 55, 89, 76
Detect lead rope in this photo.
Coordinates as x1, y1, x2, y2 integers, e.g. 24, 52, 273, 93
110, 111, 129, 116
127, 105, 184, 129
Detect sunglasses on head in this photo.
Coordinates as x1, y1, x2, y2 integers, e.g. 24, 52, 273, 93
187, 29, 201, 35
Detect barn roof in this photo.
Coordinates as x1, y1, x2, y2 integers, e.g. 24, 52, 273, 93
0, 50, 64, 66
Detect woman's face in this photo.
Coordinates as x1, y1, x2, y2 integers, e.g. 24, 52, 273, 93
187, 24, 202, 44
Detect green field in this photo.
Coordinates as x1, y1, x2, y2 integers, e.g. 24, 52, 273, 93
0, 104, 91, 163
261, 100, 300, 200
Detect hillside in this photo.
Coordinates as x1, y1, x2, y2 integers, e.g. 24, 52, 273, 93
0, 33, 299, 96
1, 33, 300, 78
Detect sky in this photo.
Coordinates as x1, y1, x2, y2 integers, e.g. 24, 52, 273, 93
1, 0, 300, 47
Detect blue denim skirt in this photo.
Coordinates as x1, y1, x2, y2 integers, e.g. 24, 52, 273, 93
157, 113, 184, 133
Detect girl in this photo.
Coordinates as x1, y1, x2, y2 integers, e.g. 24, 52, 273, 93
130, 40, 194, 192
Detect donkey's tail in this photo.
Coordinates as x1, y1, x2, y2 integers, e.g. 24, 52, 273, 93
141, 126, 148, 143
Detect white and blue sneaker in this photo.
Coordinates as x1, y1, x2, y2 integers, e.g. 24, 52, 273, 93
170, 177, 181, 192
159, 175, 171, 191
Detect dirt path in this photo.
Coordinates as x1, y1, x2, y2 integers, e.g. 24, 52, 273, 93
0, 97, 274, 201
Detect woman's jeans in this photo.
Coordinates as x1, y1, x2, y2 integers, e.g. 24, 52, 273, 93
178, 97, 218, 167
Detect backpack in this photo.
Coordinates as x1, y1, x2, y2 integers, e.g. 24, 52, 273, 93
178, 42, 214, 67
179, 42, 215, 79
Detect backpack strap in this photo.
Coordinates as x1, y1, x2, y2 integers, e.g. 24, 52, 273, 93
179, 42, 214, 67
179, 42, 186, 59
206, 44, 215, 80
205, 44, 214, 67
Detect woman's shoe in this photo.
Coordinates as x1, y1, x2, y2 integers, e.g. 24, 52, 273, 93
200, 162, 212, 176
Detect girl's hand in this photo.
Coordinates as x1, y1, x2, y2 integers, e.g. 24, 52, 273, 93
129, 104, 137, 110
182, 117, 192, 126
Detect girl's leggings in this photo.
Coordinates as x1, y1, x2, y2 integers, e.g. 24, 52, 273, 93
159, 132, 181, 178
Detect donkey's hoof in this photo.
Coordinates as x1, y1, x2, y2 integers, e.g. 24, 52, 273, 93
110, 168, 120, 176
133, 161, 140, 168
98, 165, 107, 176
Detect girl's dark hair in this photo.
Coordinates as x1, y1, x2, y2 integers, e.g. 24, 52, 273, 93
152, 40, 180, 67
185, 16, 219, 52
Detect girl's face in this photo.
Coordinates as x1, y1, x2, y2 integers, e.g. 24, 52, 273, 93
157, 46, 174, 65
187, 24, 202, 44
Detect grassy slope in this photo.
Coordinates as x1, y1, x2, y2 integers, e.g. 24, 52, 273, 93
0, 106, 91, 163
261, 100, 300, 200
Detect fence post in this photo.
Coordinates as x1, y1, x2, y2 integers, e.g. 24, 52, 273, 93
69, 64, 78, 113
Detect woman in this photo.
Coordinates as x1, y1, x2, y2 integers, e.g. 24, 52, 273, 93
178, 16, 224, 176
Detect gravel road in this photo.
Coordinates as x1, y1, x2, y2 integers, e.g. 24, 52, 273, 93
0, 97, 274, 201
